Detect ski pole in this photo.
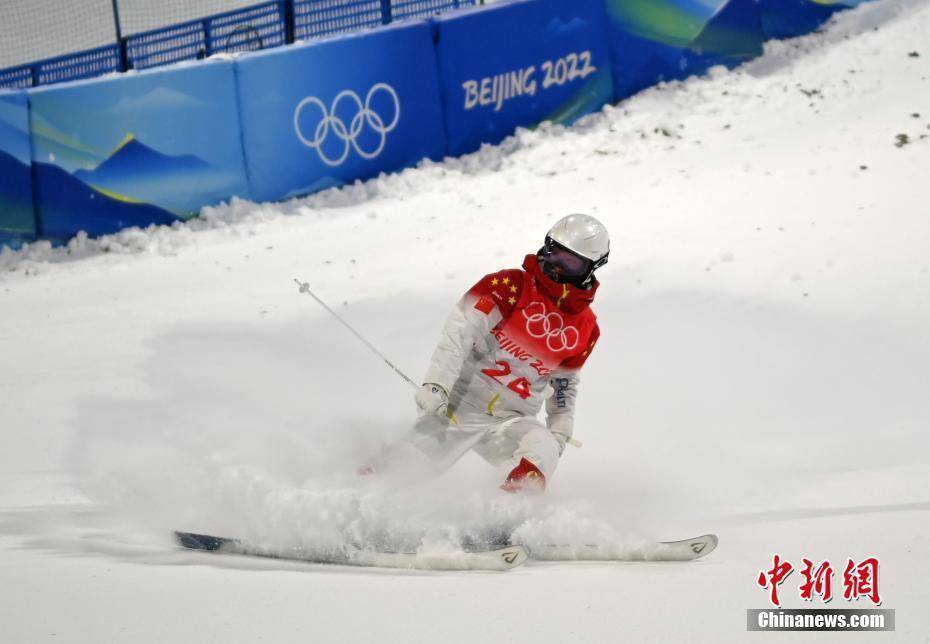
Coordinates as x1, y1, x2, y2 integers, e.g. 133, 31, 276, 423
293, 278, 418, 389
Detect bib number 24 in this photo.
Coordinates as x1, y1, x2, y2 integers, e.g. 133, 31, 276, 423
481, 360, 532, 399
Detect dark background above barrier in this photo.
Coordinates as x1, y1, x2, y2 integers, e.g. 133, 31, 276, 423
125, 1, 289, 70
0, 0, 479, 90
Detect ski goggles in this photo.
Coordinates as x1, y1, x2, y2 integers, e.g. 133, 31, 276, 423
540, 238, 594, 277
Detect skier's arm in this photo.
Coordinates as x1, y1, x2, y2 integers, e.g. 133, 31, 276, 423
422, 270, 521, 393
422, 303, 500, 393
546, 371, 580, 450
545, 324, 600, 452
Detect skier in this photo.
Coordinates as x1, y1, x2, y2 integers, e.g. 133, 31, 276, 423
370, 214, 609, 492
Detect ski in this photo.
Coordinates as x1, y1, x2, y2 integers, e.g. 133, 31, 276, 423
174, 531, 528, 572
174, 530, 716, 569
527, 534, 718, 562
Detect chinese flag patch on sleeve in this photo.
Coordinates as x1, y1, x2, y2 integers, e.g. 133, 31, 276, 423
474, 297, 495, 315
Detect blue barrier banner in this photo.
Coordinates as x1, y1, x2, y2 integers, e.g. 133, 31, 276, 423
0, 91, 37, 248
433, 0, 614, 157
28, 61, 250, 242
606, 0, 764, 100
758, 0, 867, 41
236, 20, 446, 203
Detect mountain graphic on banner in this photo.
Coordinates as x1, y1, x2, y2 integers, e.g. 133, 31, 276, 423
71, 134, 227, 215
0, 149, 37, 245
0, 118, 31, 165
33, 157, 178, 242
74, 134, 212, 189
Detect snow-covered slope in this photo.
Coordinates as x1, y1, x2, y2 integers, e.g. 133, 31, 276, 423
1, 1, 929, 641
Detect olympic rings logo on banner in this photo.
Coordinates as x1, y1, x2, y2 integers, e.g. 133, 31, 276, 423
522, 302, 579, 353
293, 83, 401, 167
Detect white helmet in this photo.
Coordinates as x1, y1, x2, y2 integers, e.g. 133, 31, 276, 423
538, 214, 610, 288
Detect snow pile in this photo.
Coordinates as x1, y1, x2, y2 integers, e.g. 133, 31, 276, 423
65, 320, 635, 555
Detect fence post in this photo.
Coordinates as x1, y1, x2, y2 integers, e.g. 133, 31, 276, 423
203, 19, 212, 58
380, 0, 392, 25
118, 37, 130, 71
284, 0, 295, 43
110, 0, 129, 71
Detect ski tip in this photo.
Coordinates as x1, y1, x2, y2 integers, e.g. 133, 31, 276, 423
649, 533, 719, 561
495, 545, 529, 570
684, 534, 718, 560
